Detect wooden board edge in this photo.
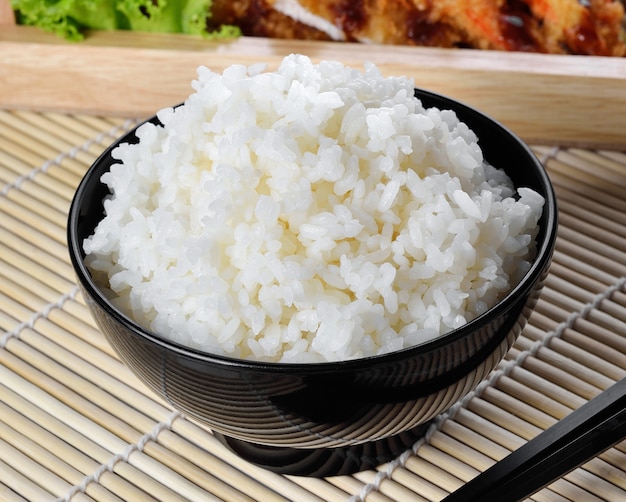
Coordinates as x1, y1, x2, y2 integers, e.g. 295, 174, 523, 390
2, 26, 626, 149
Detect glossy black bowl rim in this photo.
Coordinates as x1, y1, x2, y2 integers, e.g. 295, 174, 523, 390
67, 88, 558, 374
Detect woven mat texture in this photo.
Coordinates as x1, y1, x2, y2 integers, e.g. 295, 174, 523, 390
0, 109, 625, 502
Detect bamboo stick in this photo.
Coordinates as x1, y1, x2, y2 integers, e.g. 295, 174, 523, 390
495, 376, 574, 421
0, 163, 72, 213
548, 338, 626, 382
12, 110, 113, 152
0, 382, 114, 463
1, 338, 150, 441
170, 420, 331, 502
533, 345, 617, 392
558, 212, 626, 252
562, 148, 626, 178
0, 145, 46, 180
19, 321, 149, 403
0, 436, 91, 500
601, 297, 626, 324
0, 354, 192, 501
562, 319, 626, 361
0, 122, 89, 187
42, 113, 119, 142
0, 418, 118, 502
0, 486, 29, 502
153, 430, 285, 502
0, 215, 70, 263
379, 463, 446, 502
554, 239, 625, 280
0, 161, 77, 206
0, 110, 105, 159
465, 398, 543, 442
66, 114, 140, 133
2, 188, 67, 228
549, 164, 626, 210
534, 300, 574, 326
581, 455, 626, 491
414, 444, 479, 491
0, 293, 35, 330
0, 384, 156, 501
0, 457, 55, 502
440, 420, 510, 462
0, 413, 120, 502
518, 322, 549, 343
542, 478, 606, 502
556, 196, 626, 236
0, 248, 73, 294
593, 448, 626, 480
538, 288, 585, 317
179, 424, 340, 502
0, 114, 91, 170
527, 310, 561, 334
0, 197, 68, 244
508, 366, 587, 411
46, 303, 113, 355
548, 160, 626, 200
528, 488, 570, 502
565, 328, 626, 375
597, 150, 626, 164
401, 456, 463, 499
453, 407, 525, 452
481, 386, 558, 430
34, 311, 120, 366
0, 276, 55, 317
2, 329, 285, 501
583, 310, 626, 342
546, 265, 610, 300
561, 466, 626, 501
0, 259, 68, 307
548, 260, 615, 297
58, 296, 99, 326
353, 469, 430, 502
274, 477, 345, 502
518, 358, 601, 402
327, 477, 394, 502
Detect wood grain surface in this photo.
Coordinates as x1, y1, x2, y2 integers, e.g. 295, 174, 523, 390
2, 24, 626, 148
0, 0, 14, 25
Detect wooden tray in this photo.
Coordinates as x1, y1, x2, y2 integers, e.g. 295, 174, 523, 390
2, 23, 626, 149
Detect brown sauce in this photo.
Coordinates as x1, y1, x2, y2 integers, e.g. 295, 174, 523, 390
499, 1, 543, 52
330, 0, 367, 39
405, 8, 459, 47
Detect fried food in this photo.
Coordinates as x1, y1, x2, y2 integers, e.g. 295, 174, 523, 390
209, 0, 626, 56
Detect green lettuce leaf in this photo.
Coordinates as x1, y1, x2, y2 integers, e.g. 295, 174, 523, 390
11, 0, 240, 40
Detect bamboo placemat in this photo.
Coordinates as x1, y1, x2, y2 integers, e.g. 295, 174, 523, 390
0, 108, 624, 502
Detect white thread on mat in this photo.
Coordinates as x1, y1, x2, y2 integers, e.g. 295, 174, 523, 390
0, 118, 140, 198
0, 285, 80, 349
349, 275, 626, 502
58, 410, 182, 502
536, 146, 561, 166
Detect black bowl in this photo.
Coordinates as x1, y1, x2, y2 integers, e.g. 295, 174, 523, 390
68, 89, 557, 477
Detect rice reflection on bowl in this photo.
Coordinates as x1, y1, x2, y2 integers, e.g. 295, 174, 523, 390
83, 54, 544, 363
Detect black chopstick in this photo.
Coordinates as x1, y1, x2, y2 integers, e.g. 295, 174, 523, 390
442, 377, 626, 502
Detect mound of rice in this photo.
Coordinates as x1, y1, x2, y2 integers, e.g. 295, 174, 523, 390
84, 54, 544, 363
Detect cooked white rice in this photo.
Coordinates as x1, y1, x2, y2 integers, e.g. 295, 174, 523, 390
84, 54, 544, 363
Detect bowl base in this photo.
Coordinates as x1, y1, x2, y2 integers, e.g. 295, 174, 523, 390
213, 420, 434, 477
